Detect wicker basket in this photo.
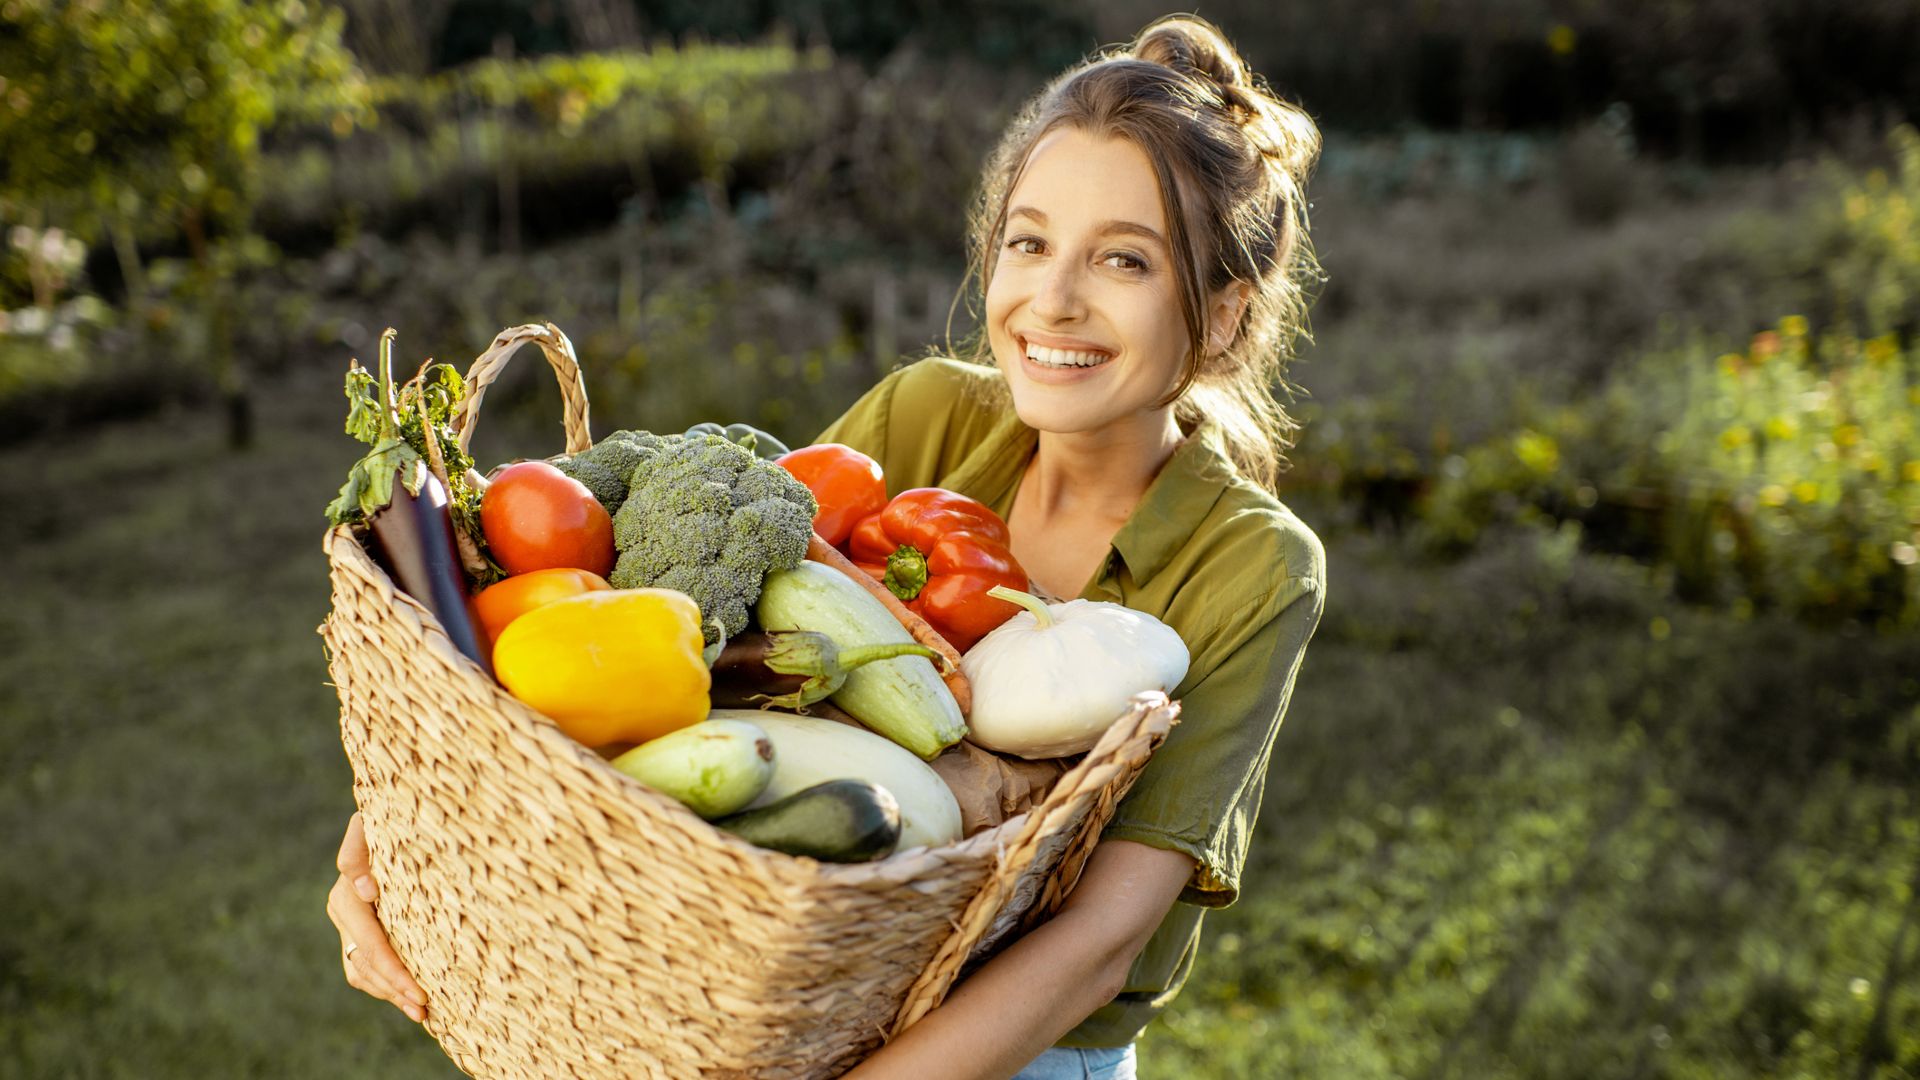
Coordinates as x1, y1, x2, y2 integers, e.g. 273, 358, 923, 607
320, 323, 1178, 1079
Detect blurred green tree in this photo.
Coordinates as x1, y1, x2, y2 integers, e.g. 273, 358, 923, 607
0, 0, 368, 445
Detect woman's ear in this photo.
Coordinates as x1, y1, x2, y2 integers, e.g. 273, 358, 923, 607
1206, 282, 1251, 356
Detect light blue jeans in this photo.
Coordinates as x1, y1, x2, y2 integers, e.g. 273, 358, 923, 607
1010, 1044, 1137, 1079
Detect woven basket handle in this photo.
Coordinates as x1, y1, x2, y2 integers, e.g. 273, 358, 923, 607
453, 322, 594, 457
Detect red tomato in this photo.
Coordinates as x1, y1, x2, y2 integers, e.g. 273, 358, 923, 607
480, 461, 616, 577
776, 443, 887, 546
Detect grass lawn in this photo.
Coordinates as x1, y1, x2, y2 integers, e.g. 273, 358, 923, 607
1, 370, 1915, 1077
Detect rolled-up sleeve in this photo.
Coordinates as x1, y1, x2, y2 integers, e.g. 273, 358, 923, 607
1099, 571, 1325, 908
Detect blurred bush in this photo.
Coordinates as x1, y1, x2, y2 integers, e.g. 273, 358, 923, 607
256, 42, 835, 248
1710, 125, 1920, 341
1426, 319, 1918, 625
1556, 104, 1639, 226
1297, 126, 1920, 628
1413, 123, 1920, 626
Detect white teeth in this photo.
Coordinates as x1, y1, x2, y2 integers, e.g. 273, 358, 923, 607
1024, 342, 1110, 368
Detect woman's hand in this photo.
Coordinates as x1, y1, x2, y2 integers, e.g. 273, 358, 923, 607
326, 811, 429, 1023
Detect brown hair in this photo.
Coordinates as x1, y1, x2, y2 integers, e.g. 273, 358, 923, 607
955, 15, 1322, 491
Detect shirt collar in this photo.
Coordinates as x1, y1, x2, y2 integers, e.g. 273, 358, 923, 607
1106, 418, 1236, 587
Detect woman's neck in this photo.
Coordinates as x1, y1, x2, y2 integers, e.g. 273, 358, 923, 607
1021, 408, 1184, 527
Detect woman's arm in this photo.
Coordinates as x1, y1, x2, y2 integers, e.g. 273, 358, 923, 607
842, 839, 1194, 1080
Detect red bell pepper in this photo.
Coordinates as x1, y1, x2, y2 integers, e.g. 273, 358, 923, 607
846, 488, 1029, 653
776, 443, 888, 546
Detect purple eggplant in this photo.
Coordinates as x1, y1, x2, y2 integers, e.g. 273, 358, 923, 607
328, 328, 491, 675
368, 463, 492, 674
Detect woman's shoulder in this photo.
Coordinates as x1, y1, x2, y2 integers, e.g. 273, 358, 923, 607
813, 356, 1012, 491
884, 355, 1008, 418
1204, 478, 1326, 592
1153, 472, 1326, 668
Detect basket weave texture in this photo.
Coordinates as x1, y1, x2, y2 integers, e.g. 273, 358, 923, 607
320, 324, 1177, 1079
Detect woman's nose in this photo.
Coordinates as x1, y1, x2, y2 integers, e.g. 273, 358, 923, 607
1030, 258, 1086, 323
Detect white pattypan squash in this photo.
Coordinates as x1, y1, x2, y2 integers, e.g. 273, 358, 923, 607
960, 587, 1190, 759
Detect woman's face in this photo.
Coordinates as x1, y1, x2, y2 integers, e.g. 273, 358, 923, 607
985, 127, 1194, 438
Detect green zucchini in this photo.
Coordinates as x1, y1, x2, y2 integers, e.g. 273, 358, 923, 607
755, 562, 967, 759
608, 719, 775, 819
714, 779, 901, 863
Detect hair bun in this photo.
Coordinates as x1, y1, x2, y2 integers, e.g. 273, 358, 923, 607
1133, 15, 1276, 136
1133, 16, 1253, 96
1132, 15, 1316, 181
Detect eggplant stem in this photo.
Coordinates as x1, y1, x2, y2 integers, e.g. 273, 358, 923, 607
986, 584, 1053, 629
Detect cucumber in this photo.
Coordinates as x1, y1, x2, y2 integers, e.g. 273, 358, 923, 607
755, 562, 967, 759
714, 779, 901, 863
608, 719, 775, 819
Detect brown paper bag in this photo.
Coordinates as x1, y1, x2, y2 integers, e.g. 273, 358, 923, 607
930, 740, 1075, 837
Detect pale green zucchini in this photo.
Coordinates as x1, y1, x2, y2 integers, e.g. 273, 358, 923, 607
608, 718, 775, 819
754, 561, 967, 759
710, 709, 964, 851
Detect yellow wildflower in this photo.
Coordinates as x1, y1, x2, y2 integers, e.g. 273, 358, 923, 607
1513, 429, 1560, 474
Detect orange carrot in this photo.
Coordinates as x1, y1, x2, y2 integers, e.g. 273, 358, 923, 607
806, 533, 972, 717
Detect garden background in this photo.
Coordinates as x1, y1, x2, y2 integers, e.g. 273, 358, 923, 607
2, 0, 1918, 1076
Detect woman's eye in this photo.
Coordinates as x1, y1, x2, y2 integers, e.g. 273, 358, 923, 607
1006, 236, 1045, 256
1103, 251, 1149, 272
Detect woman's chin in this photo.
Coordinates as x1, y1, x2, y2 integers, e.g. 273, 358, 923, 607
1008, 391, 1105, 436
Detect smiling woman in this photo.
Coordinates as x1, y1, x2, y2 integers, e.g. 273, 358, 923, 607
326, 14, 1327, 1080
819, 16, 1328, 1074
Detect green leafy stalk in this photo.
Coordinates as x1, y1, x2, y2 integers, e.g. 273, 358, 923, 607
326, 328, 424, 526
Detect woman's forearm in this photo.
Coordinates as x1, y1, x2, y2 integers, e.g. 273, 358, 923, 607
845, 904, 1127, 1080
844, 840, 1194, 1080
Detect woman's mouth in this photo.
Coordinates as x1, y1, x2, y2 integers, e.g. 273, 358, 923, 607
1022, 340, 1113, 369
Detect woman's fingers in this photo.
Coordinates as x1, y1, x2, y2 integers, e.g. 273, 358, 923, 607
336, 811, 379, 903
327, 875, 427, 1021
328, 875, 413, 1014
327, 815, 428, 1021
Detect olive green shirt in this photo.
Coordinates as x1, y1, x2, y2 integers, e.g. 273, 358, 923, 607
813, 358, 1327, 1049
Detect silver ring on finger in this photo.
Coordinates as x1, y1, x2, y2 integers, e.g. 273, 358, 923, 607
345, 941, 360, 964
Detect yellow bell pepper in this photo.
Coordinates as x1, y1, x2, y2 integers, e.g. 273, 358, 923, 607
492, 588, 711, 747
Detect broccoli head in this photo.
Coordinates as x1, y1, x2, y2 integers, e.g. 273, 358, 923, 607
608, 433, 817, 643
553, 430, 675, 515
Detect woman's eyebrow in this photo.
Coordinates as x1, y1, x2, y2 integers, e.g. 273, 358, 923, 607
1010, 206, 1166, 248
1098, 220, 1167, 248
